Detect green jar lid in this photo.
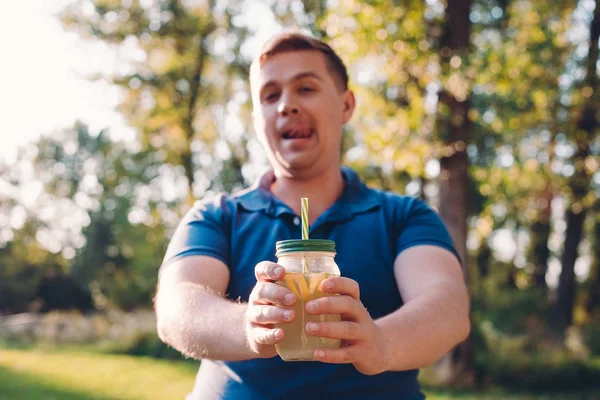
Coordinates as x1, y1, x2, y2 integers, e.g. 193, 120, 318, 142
275, 239, 336, 256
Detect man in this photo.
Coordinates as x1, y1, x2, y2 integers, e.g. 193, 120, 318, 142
155, 32, 470, 400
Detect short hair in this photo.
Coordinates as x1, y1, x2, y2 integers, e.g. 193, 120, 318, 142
250, 32, 349, 92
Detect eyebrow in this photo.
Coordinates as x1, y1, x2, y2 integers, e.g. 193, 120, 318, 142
259, 72, 323, 94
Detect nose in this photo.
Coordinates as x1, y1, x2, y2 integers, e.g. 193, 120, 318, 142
277, 94, 299, 116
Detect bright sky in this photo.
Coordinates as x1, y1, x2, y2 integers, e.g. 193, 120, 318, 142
0, 0, 130, 164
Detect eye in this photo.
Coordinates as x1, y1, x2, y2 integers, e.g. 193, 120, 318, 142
264, 92, 279, 102
299, 86, 314, 92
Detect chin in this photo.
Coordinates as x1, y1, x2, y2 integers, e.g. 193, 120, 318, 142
276, 153, 316, 170
273, 162, 315, 178
288, 159, 315, 169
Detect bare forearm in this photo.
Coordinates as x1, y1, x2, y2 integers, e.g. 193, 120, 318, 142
376, 282, 470, 372
155, 282, 256, 361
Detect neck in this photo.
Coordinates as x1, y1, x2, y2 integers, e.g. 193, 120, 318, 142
271, 167, 345, 224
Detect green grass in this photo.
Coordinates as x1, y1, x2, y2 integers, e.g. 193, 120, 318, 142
424, 389, 599, 399
0, 348, 198, 400
0, 347, 598, 399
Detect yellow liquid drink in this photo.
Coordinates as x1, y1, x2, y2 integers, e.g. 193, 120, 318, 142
275, 271, 341, 361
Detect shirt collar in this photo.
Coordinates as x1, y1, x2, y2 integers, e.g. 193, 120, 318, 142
236, 166, 380, 221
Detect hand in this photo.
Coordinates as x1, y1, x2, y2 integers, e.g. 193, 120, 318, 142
245, 261, 297, 358
305, 277, 388, 375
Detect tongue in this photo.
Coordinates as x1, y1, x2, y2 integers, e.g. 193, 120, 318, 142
290, 127, 311, 138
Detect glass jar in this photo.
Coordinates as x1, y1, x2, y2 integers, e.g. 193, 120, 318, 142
274, 239, 341, 361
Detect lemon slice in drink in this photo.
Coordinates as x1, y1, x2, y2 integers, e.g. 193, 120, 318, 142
285, 273, 310, 300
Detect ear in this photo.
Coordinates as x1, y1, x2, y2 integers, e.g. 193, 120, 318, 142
341, 90, 356, 124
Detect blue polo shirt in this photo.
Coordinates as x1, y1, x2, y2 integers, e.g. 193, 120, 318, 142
161, 166, 458, 400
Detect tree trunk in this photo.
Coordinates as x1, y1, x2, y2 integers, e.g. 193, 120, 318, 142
171, 0, 217, 204
554, 0, 600, 330
438, 2, 471, 277
556, 208, 586, 328
436, 0, 474, 385
182, 32, 211, 204
585, 201, 600, 313
509, 218, 522, 287
476, 239, 491, 280
530, 212, 552, 287
419, 176, 428, 202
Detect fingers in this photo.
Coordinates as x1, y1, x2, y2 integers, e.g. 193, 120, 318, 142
305, 320, 363, 341
250, 281, 296, 306
255, 261, 285, 282
251, 326, 285, 346
311, 340, 386, 375
320, 277, 360, 301
312, 347, 355, 364
306, 295, 365, 321
248, 305, 295, 324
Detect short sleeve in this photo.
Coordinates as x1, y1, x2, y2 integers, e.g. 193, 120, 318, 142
394, 197, 461, 263
159, 195, 231, 276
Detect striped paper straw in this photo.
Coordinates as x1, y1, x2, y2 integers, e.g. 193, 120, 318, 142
301, 197, 309, 240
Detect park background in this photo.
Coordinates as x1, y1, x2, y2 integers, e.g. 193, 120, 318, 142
1, 0, 600, 399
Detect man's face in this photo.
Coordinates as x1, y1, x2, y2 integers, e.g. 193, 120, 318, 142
251, 50, 355, 179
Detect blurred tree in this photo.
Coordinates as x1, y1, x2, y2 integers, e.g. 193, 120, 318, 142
503, 1, 574, 290
60, 0, 251, 205
555, 0, 600, 330
467, 0, 576, 294
0, 150, 92, 313
301, 0, 326, 36
0, 218, 74, 313
31, 122, 166, 310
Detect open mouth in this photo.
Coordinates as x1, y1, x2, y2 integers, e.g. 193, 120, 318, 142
282, 127, 315, 139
